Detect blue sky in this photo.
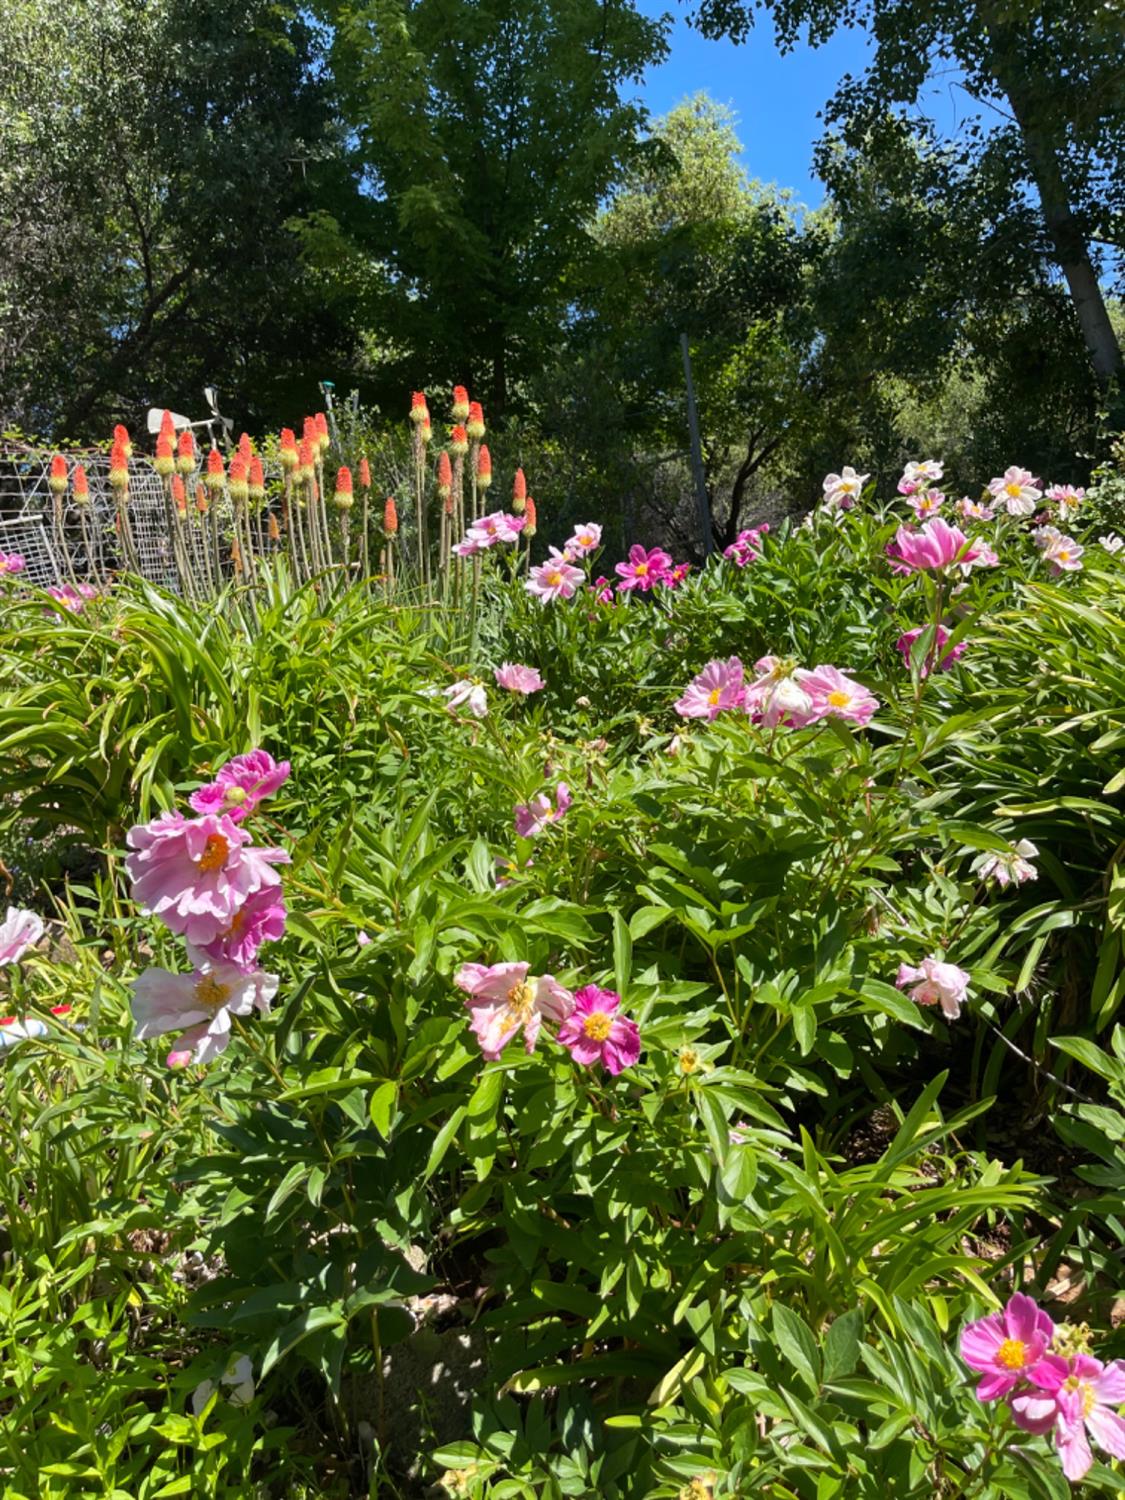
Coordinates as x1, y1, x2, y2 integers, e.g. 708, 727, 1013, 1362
633, 4, 964, 206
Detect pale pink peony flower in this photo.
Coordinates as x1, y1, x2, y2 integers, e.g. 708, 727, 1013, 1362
1010, 1353, 1125, 1482
675, 657, 745, 721
0, 906, 45, 966
972, 839, 1038, 888
801, 665, 879, 727
744, 656, 816, 728
901, 459, 944, 487
1098, 534, 1124, 554
960, 1292, 1054, 1402
887, 518, 985, 573
564, 523, 602, 556
896, 625, 967, 676
960, 540, 999, 573
1041, 533, 1084, 574
526, 549, 585, 602
190, 750, 290, 821
444, 679, 489, 717
908, 490, 945, 519
822, 467, 868, 509
957, 497, 995, 521
987, 465, 1042, 515
131, 952, 279, 1067
1046, 484, 1085, 520
494, 663, 544, 694
125, 810, 288, 947
466, 511, 525, 545
196, 885, 287, 970
453, 535, 487, 557
556, 985, 640, 1075
454, 960, 573, 1059
895, 956, 970, 1019
514, 782, 570, 838
615, 544, 672, 592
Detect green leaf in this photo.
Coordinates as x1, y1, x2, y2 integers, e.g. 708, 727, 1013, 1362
771, 1303, 821, 1393
423, 1106, 466, 1183
822, 1307, 863, 1382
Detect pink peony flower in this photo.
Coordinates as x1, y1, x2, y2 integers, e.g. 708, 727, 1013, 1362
960, 540, 999, 573
466, 511, 525, 545
444, 679, 489, 717
957, 497, 995, 521
987, 466, 1042, 516
0, 551, 27, 575
1041, 533, 1083, 574
896, 625, 968, 676
514, 782, 570, 838
675, 657, 745, 720
1099, 534, 1124, 554
960, 1292, 1054, 1402
661, 561, 692, 588
591, 575, 615, 603
494, 663, 544, 695
0, 906, 45, 966
453, 536, 487, 557
564, 523, 602, 557
801, 664, 879, 727
556, 985, 640, 1075
901, 459, 944, 488
744, 656, 816, 728
189, 750, 291, 821
972, 839, 1038, 888
526, 549, 585, 602
125, 810, 288, 947
908, 490, 945, 519
896, 956, 970, 1019
1011, 1353, 1125, 1482
723, 526, 768, 566
46, 583, 85, 613
615, 544, 672, 592
196, 885, 287, 970
822, 467, 868, 510
454, 960, 573, 1059
887, 518, 985, 573
132, 951, 278, 1066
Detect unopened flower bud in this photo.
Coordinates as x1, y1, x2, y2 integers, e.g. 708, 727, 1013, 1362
268, 513, 281, 541
358, 457, 371, 490
109, 441, 129, 492
512, 467, 527, 513
228, 454, 249, 503
314, 412, 329, 454
113, 424, 133, 459
195, 482, 209, 514
437, 450, 452, 498
297, 439, 315, 482
171, 473, 187, 517
238, 432, 252, 467
466, 401, 485, 440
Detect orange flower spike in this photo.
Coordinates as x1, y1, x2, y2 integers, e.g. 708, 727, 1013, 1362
113, 424, 133, 458
238, 432, 252, 466
229, 454, 249, 503
303, 416, 318, 448
384, 497, 399, 534
466, 401, 485, 440
195, 482, 209, 515
171, 474, 187, 515
450, 424, 468, 457
205, 447, 225, 492
268, 513, 281, 542
297, 438, 315, 481
512, 467, 527, 514
525, 496, 537, 537
437, 451, 452, 498
314, 412, 330, 453
279, 428, 298, 472
358, 457, 371, 490
72, 464, 89, 505
159, 409, 175, 442
49, 454, 68, 494
109, 440, 129, 491
451, 385, 470, 421
154, 433, 175, 477
476, 444, 492, 489
333, 466, 354, 510
177, 430, 196, 473
410, 391, 428, 425
248, 455, 265, 502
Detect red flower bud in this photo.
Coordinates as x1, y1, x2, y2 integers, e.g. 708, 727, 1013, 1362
314, 412, 329, 452
298, 438, 315, 480
280, 428, 298, 470
238, 432, 252, 466
171, 474, 187, 514
195, 482, 209, 514
384, 497, 399, 534
109, 441, 129, 490
113, 424, 133, 458
512, 467, 527, 513
159, 409, 175, 442
177, 430, 196, 473
229, 454, 249, 502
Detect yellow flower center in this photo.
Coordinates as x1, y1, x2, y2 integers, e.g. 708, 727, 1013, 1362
707, 688, 721, 705
827, 689, 851, 708
679, 1047, 700, 1074
1057, 550, 1070, 562
996, 1338, 1028, 1370
198, 834, 230, 873
583, 1010, 613, 1041
841, 482, 854, 493
195, 975, 232, 1011
506, 981, 535, 1024
1062, 1376, 1097, 1416
545, 569, 562, 587
634, 562, 649, 576
1005, 482, 1022, 497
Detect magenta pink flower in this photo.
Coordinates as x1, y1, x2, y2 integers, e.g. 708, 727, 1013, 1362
125, 810, 288, 947
494, 662, 544, 694
514, 782, 570, 838
896, 625, 968, 676
197, 885, 287, 970
801, 665, 879, 727
132, 953, 278, 1067
526, 549, 585, 602
0, 551, 26, 576
615, 544, 672, 592
190, 750, 290, 821
467, 511, 525, 545
744, 656, 816, 728
1011, 1353, 1125, 1482
896, 956, 970, 1019
454, 960, 573, 1059
453, 535, 486, 557
675, 657, 745, 720
723, 527, 766, 566
888, 518, 985, 573
556, 985, 640, 1075
591, 575, 614, 603
0, 906, 45, 966
46, 583, 85, 613
661, 562, 692, 588
960, 1292, 1054, 1402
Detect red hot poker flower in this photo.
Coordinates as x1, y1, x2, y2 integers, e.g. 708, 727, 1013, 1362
72, 464, 89, 503
49, 455, 68, 493
358, 457, 371, 490
450, 425, 468, 456
466, 401, 485, 440
437, 451, 452, 497
451, 385, 470, 420
476, 444, 492, 488
384, 497, 399, 534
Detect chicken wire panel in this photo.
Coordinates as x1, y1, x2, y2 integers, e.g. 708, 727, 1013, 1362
0, 446, 283, 591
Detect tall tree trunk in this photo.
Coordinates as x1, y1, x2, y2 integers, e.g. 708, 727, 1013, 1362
985, 21, 1123, 390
